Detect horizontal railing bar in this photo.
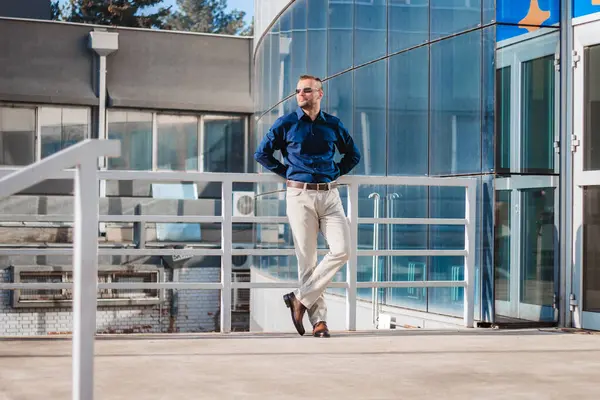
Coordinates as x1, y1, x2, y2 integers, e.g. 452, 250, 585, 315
339, 175, 473, 187
0, 281, 466, 290
0, 215, 469, 226
358, 249, 467, 257
231, 281, 348, 289
0, 283, 223, 290
0, 248, 468, 257
0, 283, 74, 289
0, 168, 474, 188
98, 283, 222, 290
0, 215, 223, 224
358, 218, 467, 225
101, 215, 221, 223
0, 168, 75, 179
231, 216, 288, 224
232, 248, 296, 256
97, 171, 283, 182
0, 248, 223, 256
356, 280, 467, 289
0, 282, 350, 290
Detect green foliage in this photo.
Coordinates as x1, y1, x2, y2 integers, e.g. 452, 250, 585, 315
62, 0, 172, 29
166, 0, 250, 35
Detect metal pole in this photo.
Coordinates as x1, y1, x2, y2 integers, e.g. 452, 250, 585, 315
73, 158, 99, 400
346, 182, 359, 331
369, 192, 380, 328
463, 181, 477, 328
559, 0, 574, 328
221, 178, 233, 333
386, 193, 399, 305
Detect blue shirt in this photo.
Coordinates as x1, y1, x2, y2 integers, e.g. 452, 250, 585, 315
254, 107, 361, 183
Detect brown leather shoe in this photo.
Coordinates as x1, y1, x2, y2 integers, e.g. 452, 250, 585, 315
283, 292, 306, 336
312, 321, 330, 338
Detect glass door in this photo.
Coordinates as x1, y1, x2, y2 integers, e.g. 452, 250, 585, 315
495, 176, 559, 321
494, 27, 560, 323
573, 20, 600, 330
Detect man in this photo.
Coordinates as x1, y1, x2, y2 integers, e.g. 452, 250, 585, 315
254, 75, 361, 338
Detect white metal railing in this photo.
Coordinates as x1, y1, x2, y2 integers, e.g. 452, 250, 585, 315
0, 139, 477, 399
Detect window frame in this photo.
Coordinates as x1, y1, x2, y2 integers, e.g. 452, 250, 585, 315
496, 29, 560, 174
106, 109, 249, 173
0, 103, 91, 165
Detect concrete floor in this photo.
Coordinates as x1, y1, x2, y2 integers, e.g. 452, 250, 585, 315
0, 329, 599, 399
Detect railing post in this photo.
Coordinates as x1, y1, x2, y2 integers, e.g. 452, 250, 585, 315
463, 180, 477, 328
221, 178, 233, 333
72, 158, 99, 400
346, 182, 359, 331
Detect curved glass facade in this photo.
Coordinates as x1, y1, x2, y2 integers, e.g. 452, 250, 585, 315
253, 0, 561, 321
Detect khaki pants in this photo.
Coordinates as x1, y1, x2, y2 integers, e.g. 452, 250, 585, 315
286, 186, 350, 326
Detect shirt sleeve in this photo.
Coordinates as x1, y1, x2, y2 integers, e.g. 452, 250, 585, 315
335, 120, 361, 176
253, 122, 288, 179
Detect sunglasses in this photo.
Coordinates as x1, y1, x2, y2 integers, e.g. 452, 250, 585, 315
295, 87, 318, 94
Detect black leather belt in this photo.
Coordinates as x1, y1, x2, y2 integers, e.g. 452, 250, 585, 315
286, 180, 337, 191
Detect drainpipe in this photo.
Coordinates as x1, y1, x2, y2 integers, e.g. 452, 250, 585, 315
89, 29, 118, 234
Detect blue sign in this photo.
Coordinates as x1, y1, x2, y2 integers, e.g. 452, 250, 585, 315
497, 0, 560, 25
496, 0, 556, 42
496, 0, 560, 41
574, 0, 600, 18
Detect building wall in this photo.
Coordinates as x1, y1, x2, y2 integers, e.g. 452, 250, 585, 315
252, 0, 561, 326
0, 266, 220, 336
0, 18, 253, 112
0, 18, 252, 336
0, 0, 50, 20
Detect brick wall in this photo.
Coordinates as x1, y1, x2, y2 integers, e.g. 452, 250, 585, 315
0, 266, 221, 336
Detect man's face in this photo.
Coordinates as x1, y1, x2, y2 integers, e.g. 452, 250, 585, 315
296, 79, 322, 108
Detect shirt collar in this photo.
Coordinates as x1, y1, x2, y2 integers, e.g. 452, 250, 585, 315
296, 107, 325, 122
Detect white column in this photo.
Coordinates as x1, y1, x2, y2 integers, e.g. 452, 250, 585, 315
463, 180, 477, 328
72, 158, 99, 400
221, 178, 233, 333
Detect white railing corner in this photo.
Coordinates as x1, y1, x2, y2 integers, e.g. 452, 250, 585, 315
0, 165, 481, 399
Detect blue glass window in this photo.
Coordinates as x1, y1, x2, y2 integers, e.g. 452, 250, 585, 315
521, 55, 555, 173
157, 114, 198, 171
355, 0, 387, 66
430, 0, 482, 40
482, 26, 495, 173
428, 186, 466, 316
430, 30, 482, 175
496, 66, 511, 172
388, 0, 428, 54
269, 22, 280, 107
107, 111, 152, 170
326, 72, 354, 141
291, 0, 307, 85
279, 10, 294, 99
307, 0, 327, 79
483, 0, 495, 23
354, 60, 387, 175
387, 185, 428, 311
328, 0, 353, 75
388, 46, 429, 176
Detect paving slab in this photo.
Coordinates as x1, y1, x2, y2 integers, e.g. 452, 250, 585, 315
0, 329, 599, 399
